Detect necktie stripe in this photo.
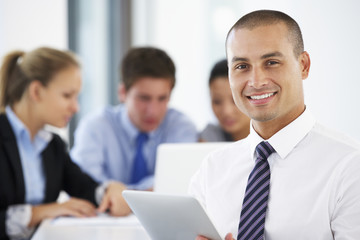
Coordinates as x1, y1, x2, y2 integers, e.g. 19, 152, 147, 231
262, 142, 274, 155
238, 189, 269, 229
248, 160, 268, 184
237, 141, 275, 240
242, 221, 265, 240
241, 179, 269, 215
245, 168, 270, 197
239, 211, 266, 240
242, 174, 270, 208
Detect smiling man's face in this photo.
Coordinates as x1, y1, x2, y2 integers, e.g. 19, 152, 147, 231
226, 22, 310, 137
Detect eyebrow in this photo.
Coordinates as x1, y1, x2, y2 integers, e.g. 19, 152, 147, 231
261, 51, 283, 59
231, 57, 248, 63
231, 51, 284, 63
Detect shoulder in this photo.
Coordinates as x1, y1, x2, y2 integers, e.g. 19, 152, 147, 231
192, 139, 249, 185
76, 105, 123, 131
302, 122, 360, 171
42, 133, 69, 160
0, 113, 15, 142
210, 139, 248, 158
310, 122, 360, 152
163, 108, 196, 128
81, 105, 120, 123
47, 133, 67, 150
156, 108, 198, 142
204, 139, 249, 168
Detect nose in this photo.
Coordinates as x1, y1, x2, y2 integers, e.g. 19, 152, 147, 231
71, 98, 80, 114
222, 100, 234, 117
145, 100, 160, 116
248, 67, 268, 89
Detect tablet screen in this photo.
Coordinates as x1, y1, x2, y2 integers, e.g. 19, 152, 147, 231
123, 190, 223, 240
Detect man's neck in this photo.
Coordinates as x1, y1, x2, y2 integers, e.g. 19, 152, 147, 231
252, 106, 306, 140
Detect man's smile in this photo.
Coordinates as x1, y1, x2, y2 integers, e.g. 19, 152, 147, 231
247, 92, 276, 100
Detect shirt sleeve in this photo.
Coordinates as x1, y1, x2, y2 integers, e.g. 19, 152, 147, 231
188, 154, 209, 208
95, 181, 114, 204
6, 204, 35, 240
70, 114, 108, 183
127, 175, 154, 190
331, 152, 360, 239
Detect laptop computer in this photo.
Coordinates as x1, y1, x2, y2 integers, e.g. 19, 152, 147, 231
122, 190, 224, 240
154, 142, 230, 194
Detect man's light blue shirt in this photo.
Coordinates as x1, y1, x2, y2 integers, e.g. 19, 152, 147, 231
71, 104, 198, 190
5, 106, 52, 204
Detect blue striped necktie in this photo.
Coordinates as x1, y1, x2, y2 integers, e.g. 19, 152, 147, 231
131, 132, 149, 184
237, 141, 275, 240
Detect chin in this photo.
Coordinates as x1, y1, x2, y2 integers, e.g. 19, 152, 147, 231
143, 126, 156, 132
223, 128, 235, 135
51, 121, 68, 129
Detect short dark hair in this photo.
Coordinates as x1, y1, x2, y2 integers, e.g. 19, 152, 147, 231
226, 10, 304, 57
120, 47, 176, 90
209, 59, 228, 86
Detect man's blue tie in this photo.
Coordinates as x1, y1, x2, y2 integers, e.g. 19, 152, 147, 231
237, 141, 275, 240
131, 132, 149, 184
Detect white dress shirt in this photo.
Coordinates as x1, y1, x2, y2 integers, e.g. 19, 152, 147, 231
189, 109, 360, 239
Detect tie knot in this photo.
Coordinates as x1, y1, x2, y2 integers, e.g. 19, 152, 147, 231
137, 132, 149, 144
256, 141, 275, 160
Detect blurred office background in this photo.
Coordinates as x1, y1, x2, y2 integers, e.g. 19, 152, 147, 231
1, 0, 360, 145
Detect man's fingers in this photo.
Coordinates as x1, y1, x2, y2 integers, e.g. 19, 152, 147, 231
195, 236, 209, 240
225, 233, 235, 240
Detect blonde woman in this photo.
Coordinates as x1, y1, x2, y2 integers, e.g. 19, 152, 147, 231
0, 47, 129, 240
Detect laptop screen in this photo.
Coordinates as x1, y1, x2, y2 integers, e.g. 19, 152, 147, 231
154, 142, 230, 194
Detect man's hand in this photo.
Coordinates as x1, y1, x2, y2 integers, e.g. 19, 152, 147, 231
97, 181, 131, 216
196, 233, 235, 240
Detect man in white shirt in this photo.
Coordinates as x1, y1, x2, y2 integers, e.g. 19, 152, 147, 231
190, 10, 360, 240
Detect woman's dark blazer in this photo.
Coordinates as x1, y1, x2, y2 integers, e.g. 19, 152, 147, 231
0, 113, 99, 240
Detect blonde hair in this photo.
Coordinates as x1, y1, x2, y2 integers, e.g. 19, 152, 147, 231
0, 47, 80, 111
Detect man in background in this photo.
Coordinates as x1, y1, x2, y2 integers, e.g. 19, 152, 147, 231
71, 47, 198, 190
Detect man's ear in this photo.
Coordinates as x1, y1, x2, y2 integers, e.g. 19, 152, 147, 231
28, 80, 44, 102
118, 84, 127, 103
300, 51, 311, 80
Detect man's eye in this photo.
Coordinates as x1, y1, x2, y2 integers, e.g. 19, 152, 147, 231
212, 99, 222, 105
63, 93, 72, 98
267, 60, 279, 66
139, 96, 150, 102
236, 64, 247, 70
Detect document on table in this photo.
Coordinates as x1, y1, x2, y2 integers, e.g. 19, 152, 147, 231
51, 213, 141, 226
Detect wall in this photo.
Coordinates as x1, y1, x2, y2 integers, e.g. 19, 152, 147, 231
0, 0, 68, 140
0, 0, 67, 55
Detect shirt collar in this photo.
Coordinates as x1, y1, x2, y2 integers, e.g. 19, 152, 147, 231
5, 105, 52, 153
249, 108, 316, 160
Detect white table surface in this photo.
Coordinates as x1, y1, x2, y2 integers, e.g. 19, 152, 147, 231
31, 214, 151, 240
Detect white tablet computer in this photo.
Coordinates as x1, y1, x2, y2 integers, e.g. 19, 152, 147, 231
122, 190, 223, 240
